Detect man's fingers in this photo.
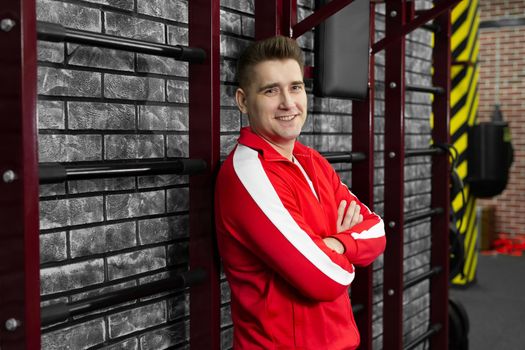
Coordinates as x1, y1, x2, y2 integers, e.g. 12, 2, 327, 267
342, 201, 356, 227
350, 202, 361, 226
337, 200, 347, 226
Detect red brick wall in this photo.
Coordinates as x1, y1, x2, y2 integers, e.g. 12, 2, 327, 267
477, 0, 525, 237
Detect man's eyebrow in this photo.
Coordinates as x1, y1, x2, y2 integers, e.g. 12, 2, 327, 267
257, 81, 305, 92
257, 83, 279, 92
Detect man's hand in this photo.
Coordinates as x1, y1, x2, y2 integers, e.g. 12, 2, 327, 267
323, 237, 345, 254
336, 200, 363, 233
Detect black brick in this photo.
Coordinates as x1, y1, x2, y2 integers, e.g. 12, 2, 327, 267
38, 67, 101, 97
40, 259, 105, 295
108, 301, 167, 338
139, 321, 189, 349
106, 190, 165, 220
39, 197, 104, 230
70, 222, 137, 258
40, 231, 67, 264
137, 0, 188, 23
68, 102, 135, 130
104, 135, 165, 160
37, 0, 102, 32
166, 135, 189, 157
138, 105, 188, 131
138, 216, 189, 244
104, 74, 165, 101
67, 44, 134, 71
105, 12, 165, 43
107, 247, 167, 280
41, 318, 106, 349
167, 187, 189, 213
136, 54, 188, 77
38, 100, 64, 129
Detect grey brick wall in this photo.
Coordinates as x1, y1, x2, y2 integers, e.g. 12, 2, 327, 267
37, 0, 434, 348
37, 0, 191, 348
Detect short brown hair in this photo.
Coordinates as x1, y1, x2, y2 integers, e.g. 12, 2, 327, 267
237, 36, 305, 90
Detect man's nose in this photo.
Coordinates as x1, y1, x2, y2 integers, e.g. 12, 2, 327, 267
279, 91, 295, 108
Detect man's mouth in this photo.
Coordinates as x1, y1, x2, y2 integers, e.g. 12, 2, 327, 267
275, 114, 298, 121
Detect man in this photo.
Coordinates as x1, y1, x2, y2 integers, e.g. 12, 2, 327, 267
215, 36, 386, 350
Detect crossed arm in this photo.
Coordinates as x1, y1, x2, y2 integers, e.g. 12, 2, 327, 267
324, 199, 363, 253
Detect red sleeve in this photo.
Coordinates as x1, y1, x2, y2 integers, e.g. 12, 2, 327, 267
216, 145, 355, 301
322, 155, 386, 267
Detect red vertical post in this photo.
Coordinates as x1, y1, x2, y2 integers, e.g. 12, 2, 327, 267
282, 0, 297, 37
188, 0, 221, 349
382, 0, 406, 349
0, 0, 40, 349
429, 8, 452, 350
351, 3, 375, 350
255, 0, 285, 39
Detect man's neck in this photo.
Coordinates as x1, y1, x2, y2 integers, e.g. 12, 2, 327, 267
256, 133, 295, 161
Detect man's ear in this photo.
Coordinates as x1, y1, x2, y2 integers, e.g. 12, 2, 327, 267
235, 88, 248, 114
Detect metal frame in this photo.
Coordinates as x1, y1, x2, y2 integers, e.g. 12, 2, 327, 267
382, 1, 455, 349
0, 1, 40, 349
382, 2, 407, 348
349, 6, 376, 348
188, 0, 221, 349
3, 0, 456, 348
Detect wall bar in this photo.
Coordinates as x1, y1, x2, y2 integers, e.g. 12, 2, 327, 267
41, 269, 206, 327
405, 147, 444, 158
403, 323, 442, 350
39, 159, 207, 184
404, 207, 444, 225
322, 151, 366, 164
37, 21, 206, 62
406, 84, 444, 95
404, 266, 442, 290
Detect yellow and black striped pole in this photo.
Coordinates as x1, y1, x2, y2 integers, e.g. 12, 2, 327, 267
450, 0, 480, 286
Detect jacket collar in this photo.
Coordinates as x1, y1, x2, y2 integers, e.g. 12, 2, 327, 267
237, 127, 312, 162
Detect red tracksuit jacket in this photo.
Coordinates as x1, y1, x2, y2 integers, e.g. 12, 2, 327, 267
215, 127, 386, 349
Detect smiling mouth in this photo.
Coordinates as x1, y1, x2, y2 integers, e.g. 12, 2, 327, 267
275, 114, 298, 121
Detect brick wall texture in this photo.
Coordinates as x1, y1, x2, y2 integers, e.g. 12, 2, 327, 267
476, 0, 525, 237
36, 0, 434, 349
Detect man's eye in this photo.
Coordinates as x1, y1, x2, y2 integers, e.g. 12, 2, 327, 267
291, 84, 303, 92
264, 88, 278, 95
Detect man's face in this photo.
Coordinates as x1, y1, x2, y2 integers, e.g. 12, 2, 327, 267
236, 59, 307, 151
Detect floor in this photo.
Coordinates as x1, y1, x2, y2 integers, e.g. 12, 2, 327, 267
450, 254, 525, 350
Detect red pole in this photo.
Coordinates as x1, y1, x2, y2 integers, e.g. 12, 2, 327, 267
351, 3, 375, 350
0, 0, 41, 349
429, 7, 452, 350
188, 0, 221, 349
382, 0, 406, 349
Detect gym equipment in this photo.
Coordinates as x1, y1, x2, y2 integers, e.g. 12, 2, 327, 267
448, 297, 469, 350
467, 105, 514, 198
314, 0, 370, 99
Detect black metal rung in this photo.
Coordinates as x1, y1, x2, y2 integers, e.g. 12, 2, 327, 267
403, 323, 442, 350
405, 147, 445, 158
39, 159, 207, 184
322, 152, 366, 164
352, 303, 364, 314
406, 84, 444, 95
422, 23, 440, 32
37, 21, 206, 63
41, 269, 206, 327
404, 207, 443, 224
404, 266, 442, 290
